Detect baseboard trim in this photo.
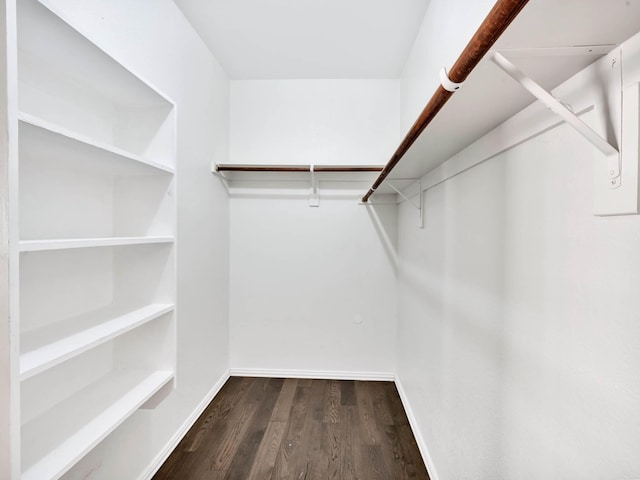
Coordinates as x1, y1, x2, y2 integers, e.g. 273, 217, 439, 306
229, 367, 395, 382
140, 369, 231, 480
394, 375, 440, 480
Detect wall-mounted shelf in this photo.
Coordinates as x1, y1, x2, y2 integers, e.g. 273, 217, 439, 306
213, 164, 407, 203
367, 0, 640, 216
215, 163, 383, 180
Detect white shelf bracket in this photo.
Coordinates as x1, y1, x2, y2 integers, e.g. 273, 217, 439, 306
388, 180, 424, 228
492, 52, 621, 189
309, 164, 319, 207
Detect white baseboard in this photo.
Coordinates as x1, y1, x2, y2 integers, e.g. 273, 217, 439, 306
139, 369, 231, 480
229, 367, 395, 382
394, 375, 440, 480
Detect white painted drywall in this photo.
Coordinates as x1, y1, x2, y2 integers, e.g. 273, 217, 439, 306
230, 79, 400, 165
396, 7, 640, 479
228, 79, 400, 377
32, 1, 230, 478
397, 117, 640, 480
230, 197, 398, 377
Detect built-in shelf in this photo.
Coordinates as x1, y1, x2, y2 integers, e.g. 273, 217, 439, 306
19, 236, 174, 252
14, 0, 178, 476
18, 0, 175, 166
21, 369, 174, 480
19, 113, 175, 175
20, 304, 175, 380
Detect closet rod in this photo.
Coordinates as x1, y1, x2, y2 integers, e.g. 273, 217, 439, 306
216, 164, 383, 173
362, 0, 530, 203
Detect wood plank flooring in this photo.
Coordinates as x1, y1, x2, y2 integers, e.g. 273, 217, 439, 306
153, 377, 431, 480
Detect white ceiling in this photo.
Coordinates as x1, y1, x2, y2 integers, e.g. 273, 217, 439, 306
173, 0, 430, 79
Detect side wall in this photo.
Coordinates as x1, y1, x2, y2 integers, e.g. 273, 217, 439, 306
397, 4, 640, 479
229, 80, 400, 378
0, 1, 18, 477
41, 1, 231, 478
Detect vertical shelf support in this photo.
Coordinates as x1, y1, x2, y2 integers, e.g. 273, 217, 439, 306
491, 52, 622, 188
309, 164, 319, 207
387, 180, 424, 228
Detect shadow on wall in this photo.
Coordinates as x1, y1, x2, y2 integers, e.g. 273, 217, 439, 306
364, 194, 399, 273
395, 155, 510, 479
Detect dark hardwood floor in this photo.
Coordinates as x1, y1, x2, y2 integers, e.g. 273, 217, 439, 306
153, 377, 431, 480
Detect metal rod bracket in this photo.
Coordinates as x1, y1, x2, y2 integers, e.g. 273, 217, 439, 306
440, 68, 464, 92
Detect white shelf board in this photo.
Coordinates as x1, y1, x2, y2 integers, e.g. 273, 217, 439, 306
20, 304, 174, 381
19, 112, 174, 175
19, 236, 174, 252
382, 0, 640, 186
21, 369, 174, 480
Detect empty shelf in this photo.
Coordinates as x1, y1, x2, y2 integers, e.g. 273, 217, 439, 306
19, 113, 175, 175
21, 369, 174, 480
19, 236, 174, 252
20, 304, 175, 380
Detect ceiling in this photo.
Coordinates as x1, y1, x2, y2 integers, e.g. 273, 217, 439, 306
173, 0, 430, 79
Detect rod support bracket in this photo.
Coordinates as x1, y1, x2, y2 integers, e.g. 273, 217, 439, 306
440, 68, 464, 92
309, 164, 319, 207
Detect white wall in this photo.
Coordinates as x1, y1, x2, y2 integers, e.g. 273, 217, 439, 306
231, 79, 400, 165
228, 79, 400, 377
400, 0, 493, 131
397, 116, 640, 480
35, 1, 231, 479
396, 6, 640, 479
230, 197, 397, 378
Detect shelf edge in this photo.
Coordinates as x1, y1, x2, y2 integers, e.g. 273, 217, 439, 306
20, 304, 175, 380
19, 236, 174, 252
21, 370, 175, 480
18, 112, 175, 174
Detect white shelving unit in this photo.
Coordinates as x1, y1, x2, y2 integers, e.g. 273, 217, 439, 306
14, 0, 178, 478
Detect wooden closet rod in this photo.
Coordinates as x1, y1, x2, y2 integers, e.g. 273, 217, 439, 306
216, 164, 383, 173
362, 0, 530, 203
